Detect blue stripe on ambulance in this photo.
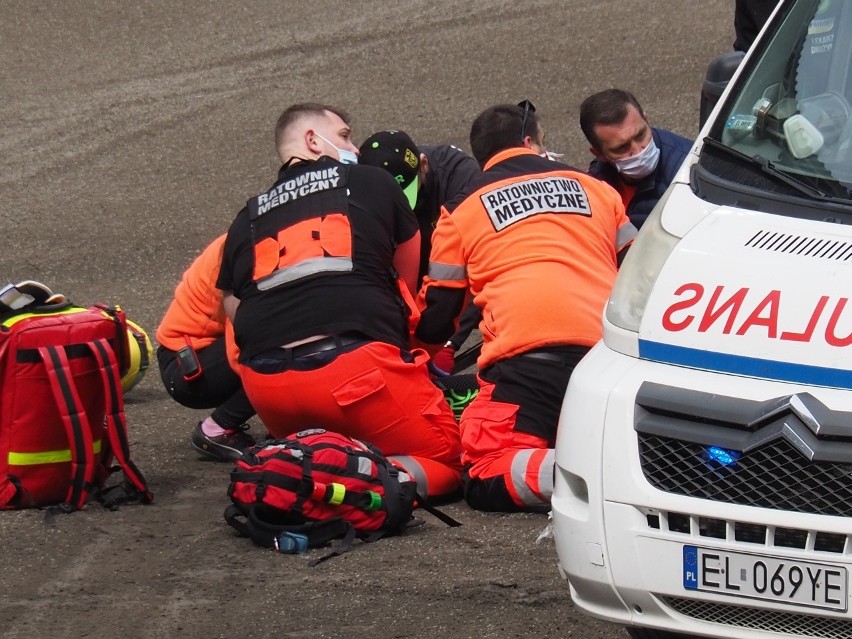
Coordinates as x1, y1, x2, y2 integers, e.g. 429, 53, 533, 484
638, 340, 852, 389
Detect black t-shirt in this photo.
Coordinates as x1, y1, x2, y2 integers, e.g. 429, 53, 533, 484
217, 156, 419, 361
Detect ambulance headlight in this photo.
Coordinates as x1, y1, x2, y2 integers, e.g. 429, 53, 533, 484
606, 188, 679, 333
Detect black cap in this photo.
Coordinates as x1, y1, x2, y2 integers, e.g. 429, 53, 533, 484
359, 130, 421, 208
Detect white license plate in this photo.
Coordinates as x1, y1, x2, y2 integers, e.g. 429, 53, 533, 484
683, 546, 848, 612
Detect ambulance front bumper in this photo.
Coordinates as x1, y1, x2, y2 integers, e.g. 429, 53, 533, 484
552, 342, 852, 639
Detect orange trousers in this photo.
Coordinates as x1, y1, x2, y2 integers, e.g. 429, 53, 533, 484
459, 347, 585, 512
240, 341, 462, 499
460, 378, 554, 512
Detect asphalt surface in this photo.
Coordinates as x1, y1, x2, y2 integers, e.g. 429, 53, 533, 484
0, 2, 731, 638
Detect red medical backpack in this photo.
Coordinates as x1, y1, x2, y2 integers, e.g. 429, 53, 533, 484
0, 300, 153, 510
225, 429, 460, 564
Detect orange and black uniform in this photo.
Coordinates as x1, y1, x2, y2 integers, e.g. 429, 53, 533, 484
156, 234, 255, 430
416, 148, 637, 511
217, 156, 462, 498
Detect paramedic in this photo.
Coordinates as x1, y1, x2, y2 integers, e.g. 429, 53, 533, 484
216, 102, 462, 499
580, 88, 692, 230
415, 101, 637, 512
156, 233, 257, 462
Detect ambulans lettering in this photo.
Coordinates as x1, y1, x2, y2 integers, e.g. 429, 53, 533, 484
255, 167, 341, 215
661, 283, 852, 347
810, 33, 834, 54
482, 176, 592, 231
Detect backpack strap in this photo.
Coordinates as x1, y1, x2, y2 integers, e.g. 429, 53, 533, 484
415, 492, 463, 528
93, 304, 130, 377
87, 337, 153, 506
307, 525, 357, 567
224, 503, 352, 552
39, 344, 98, 511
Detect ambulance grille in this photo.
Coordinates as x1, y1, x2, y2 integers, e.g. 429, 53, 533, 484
645, 511, 849, 554
638, 434, 852, 516
635, 383, 852, 516
745, 229, 852, 261
662, 595, 852, 638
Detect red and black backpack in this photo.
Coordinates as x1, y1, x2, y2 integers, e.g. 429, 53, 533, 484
225, 429, 459, 565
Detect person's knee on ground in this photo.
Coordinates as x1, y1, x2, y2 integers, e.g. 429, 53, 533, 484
463, 447, 555, 513
388, 455, 462, 501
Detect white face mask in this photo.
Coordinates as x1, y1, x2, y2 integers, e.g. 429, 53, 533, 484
315, 132, 358, 165
612, 137, 660, 180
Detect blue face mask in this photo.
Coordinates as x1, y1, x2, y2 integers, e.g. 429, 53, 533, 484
315, 132, 358, 165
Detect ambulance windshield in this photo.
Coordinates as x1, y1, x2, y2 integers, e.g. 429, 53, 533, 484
705, 0, 852, 203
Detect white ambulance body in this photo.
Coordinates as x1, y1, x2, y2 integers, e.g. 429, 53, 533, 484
552, 1, 852, 638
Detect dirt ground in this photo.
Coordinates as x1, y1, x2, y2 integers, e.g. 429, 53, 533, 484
0, 2, 732, 638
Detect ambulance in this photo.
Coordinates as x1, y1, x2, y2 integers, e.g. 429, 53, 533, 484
551, 1, 852, 637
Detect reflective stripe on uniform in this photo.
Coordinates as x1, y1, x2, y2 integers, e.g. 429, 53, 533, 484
8, 439, 102, 466
616, 222, 639, 252
536, 449, 555, 499
388, 455, 428, 495
256, 256, 353, 290
427, 262, 467, 282
509, 448, 555, 507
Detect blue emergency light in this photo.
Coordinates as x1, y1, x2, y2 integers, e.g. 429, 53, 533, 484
706, 446, 741, 466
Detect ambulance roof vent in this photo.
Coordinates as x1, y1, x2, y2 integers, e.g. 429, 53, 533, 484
745, 229, 852, 261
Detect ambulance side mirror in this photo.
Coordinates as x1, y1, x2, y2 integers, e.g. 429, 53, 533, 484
700, 51, 746, 129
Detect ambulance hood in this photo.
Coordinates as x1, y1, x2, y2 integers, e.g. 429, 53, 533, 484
638, 206, 852, 389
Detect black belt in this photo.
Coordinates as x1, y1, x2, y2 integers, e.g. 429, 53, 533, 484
286, 333, 368, 358
247, 333, 370, 374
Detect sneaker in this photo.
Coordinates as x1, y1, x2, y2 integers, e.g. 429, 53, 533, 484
190, 422, 255, 462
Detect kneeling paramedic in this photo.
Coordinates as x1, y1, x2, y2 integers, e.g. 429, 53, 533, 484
216, 102, 462, 499
415, 102, 637, 511
157, 233, 257, 462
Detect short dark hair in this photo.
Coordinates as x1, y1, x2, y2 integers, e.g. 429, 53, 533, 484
469, 103, 539, 167
579, 89, 644, 149
274, 102, 351, 148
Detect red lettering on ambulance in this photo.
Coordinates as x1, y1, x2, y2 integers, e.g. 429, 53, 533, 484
825, 297, 852, 347
780, 296, 829, 342
698, 286, 749, 334
662, 283, 704, 331
736, 290, 780, 337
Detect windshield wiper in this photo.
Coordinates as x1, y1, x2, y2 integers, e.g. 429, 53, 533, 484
701, 136, 844, 202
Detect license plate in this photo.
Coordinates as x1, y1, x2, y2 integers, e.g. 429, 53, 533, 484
683, 546, 848, 612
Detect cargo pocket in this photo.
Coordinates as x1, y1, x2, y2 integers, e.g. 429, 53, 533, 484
460, 400, 518, 456
331, 367, 406, 430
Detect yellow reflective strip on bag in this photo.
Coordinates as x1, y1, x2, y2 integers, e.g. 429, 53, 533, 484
8, 439, 102, 466
2, 306, 87, 328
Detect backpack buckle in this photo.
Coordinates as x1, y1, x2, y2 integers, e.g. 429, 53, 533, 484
273, 531, 308, 554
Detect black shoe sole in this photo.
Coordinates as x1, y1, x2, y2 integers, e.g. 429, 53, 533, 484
190, 439, 240, 463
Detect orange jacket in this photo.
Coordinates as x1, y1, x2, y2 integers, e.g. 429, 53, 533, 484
416, 148, 636, 369
156, 234, 229, 352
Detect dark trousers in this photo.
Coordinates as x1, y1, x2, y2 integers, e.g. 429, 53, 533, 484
157, 337, 255, 430
733, 0, 777, 52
